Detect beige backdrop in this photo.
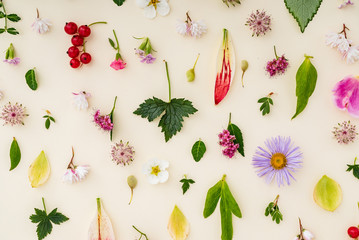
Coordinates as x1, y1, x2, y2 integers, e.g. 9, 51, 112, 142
1, 0, 359, 239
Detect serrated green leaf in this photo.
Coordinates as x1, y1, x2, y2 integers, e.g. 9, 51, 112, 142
191, 139, 206, 162
203, 180, 222, 218
7, 27, 19, 35
227, 123, 245, 157
45, 118, 50, 129
25, 68, 38, 91
37, 218, 52, 240
7, 13, 21, 22
113, 0, 126, 6
347, 164, 359, 180
9, 137, 21, 171
134, 97, 167, 122
180, 178, 195, 194
48, 208, 69, 225
284, 0, 323, 33
292, 55, 317, 119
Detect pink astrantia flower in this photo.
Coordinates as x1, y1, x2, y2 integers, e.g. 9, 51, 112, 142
218, 129, 239, 158
111, 140, 135, 166
110, 59, 126, 70
1, 102, 28, 126
332, 120, 357, 144
245, 10, 271, 37
333, 75, 359, 117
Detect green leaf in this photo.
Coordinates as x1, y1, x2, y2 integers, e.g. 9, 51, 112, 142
227, 123, 245, 157
220, 197, 232, 240
258, 96, 274, 116
25, 68, 38, 91
9, 137, 21, 171
49, 116, 55, 122
284, 0, 323, 33
191, 139, 206, 162
180, 178, 195, 194
30, 209, 46, 223
203, 180, 222, 218
0, 11, 5, 18
347, 163, 359, 179
6, 13, 21, 22
113, 0, 126, 6
292, 55, 317, 119
48, 208, 69, 225
222, 181, 241, 218
37, 218, 52, 240
45, 118, 50, 129
108, 38, 116, 49
0, 28, 5, 34
6, 27, 19, 35
133, 97, 167, 122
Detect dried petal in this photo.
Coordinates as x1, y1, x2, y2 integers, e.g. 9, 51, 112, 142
88, 198, 115, 240
168, 205, 190, 240
28, 151, 51, 188
313, 175, 342, 212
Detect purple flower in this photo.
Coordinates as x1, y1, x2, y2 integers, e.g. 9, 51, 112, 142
93, 110, 113, 131
218, 129, 239, 158
252, 136, 303, 187
266, 46, 289, 77
333, 75, 359, 117
3, 57, 20, 65
141, 54, 156, 64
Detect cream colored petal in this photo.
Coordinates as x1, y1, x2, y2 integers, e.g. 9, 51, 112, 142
88, 198, 115, 240
157, 0, 170, 16
143, 5, 157, 19
168, 205, 190, 240
28, 151, 51, 188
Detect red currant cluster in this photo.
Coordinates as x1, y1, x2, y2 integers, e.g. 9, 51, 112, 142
348, 226, 359, 239
64, 22, 92, 68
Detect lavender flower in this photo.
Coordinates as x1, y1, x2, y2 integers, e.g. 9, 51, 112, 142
245, 10, 271, 37
218, 129, 239, 158
332, 121, 357, 144
111, 140, 135, 166
1, 102, 28, 126
252, 136, 303, 187
140, 53, 156, 64
266, 46, 289, 77
3, 43, 20, 65
134, 37, 156, 64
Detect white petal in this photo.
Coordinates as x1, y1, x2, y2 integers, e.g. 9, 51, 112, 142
157, 170, 169, 183
142, 162, 153, 175
136, 0, 150, 8
176, 21, 189, 35
148, 174, 160, 184
159, 159, 169, 169
157, 0, 170, 16
143, 5, 156, 19
303, 230, 314, 240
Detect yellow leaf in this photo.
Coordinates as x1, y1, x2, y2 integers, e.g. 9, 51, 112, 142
28, 151, 50, 188
88, 198, 115, 240
168, 205, 190, 240
313, 175, 342, 212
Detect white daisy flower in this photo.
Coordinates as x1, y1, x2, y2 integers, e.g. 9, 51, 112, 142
344, 45, 359, 64
73, 91, 91, 110
176, 20, 189, 36
143, 159, 169, 184
190, 20, 207, 38
31, 9, 51, 34
62, 169, 79, 184
136, 0, 170, 19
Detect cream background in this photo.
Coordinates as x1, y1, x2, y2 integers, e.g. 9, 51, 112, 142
1, 0, 359, 239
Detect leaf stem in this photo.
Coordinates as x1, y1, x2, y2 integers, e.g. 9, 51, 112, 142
354, 157, 357, 165
273, 46, 279, 59
221, 174, 227, 181
193, 53, 200, 68
110, 96, 118, 115
273, 194, 279, 206
88, 21, 107, 27
2, 0, 7, 30
133, 225, 149, 240
164, 60, 172, 102
228, 112, 232, 125
42, 197, 47, 214
112, 29, 120, 51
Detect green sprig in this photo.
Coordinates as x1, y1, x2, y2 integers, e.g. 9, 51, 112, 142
264, 195, 283, 224
347, 157, 359, 180
42, 110, 55, 130
0, 0, 21, 35
180, 175, 195, 194
258, 92, 274, 116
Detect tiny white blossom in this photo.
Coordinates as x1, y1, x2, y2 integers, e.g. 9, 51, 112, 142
302, 230, 314, 240
73, 91, 91, 110
325, 33, 347, 49
190, 20, 207, 38
136, 0, 170, 19
176, 20, 189, 36
345, 45, 359, 64
31, 18, 51, 34
143, 159, 169, 184
75, 165, 90, 180
62, 169, 79, 184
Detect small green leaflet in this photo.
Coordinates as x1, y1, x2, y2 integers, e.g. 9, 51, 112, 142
25, 68, 38, 90
191, 139, 206, 162
284, 0, 323, 33
0, 1, 21, 34
264, 195, 283, 224
7, 13, 21, 22
292, 55, 317, 120
180, 175, 195, 194
113, 0, 125, 6
43, 114, 55, 130
9, 137, 21, 171
29, 198, 69, 240
203, 175, 241, 240
347, 157, 359, 180
227, 113, 245, 157
258, 95, 273, 116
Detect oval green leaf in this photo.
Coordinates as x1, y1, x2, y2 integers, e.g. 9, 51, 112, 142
227, 123, 245, 157
191, 139, 206, 162
25, 68, 38, 91
313, 175, 342, 212
292, 55, 317, 119
9, 137, 21, 171
203, 180, 222, 218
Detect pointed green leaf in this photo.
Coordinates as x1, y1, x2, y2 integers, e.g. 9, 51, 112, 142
108, 38, 116, 49
292, 55, 317, 119
37, 218, 52, 240
9, 137, 21, 171
113, 0, 126, 6
0, 11, 5, 18
25, 68, 38, 91
191, 139, 206, 162
45, 118, 50, 129
0, 28, 5, 33
203, 180, 222, 218
7, 13, 21, 22
257, 97, 267, 103
6, 27, 19, 35
220, 197, 232, 240
48, 208, 69, 225
284, 0, 323, 33
227, 123, 245, 157
222, 181, 242, 218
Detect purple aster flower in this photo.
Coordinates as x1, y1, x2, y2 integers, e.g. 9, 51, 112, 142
141, 54, 156, 64
3, 57, 20, 65
1, 102, 28, 126
332, 121, 357, 144
218, 129, 239, 158
266, 46, 289, 77
245, 10, 271, 37
252, 136, 303, 187
111, 140, 135, 166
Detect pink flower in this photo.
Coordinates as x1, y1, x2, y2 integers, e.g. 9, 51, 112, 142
218, 129, 239, 158
110, 59, 126, 70
333, 75, 359, 117
93, 110, 113, 131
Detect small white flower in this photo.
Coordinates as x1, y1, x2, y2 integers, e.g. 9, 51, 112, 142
176, 20, 189, 36
325, 33, 347, 49
345, 45, 359, 64
31, 18, 51, 34
76, 165, 90, 180
73, 91, 91, 110
337, 38, 352, 54
143, 159, 169, 184
62, 169, 79, 184
190, 20, 207, 38
136, 0, 170, 19
302, 230, 314, 240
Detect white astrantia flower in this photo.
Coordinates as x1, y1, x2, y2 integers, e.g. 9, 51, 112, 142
73, 91, 91, 110
190, 20, 207, 38
345, 45, 359, 64
176, 20, 189, 36
143, 159, 169, 184
136, 0, 170, 19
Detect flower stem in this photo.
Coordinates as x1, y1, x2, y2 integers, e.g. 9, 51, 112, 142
340, 23, 349, 39
88, 21, 107, 27
110, 96, 117, 115
112, 29, 120, 51
298, 218, 304, 240
2, 0, 7, 30
193, 53, 200, 68
67, 147, 75, 169
96, 198, 101, 214
36, 8, 39, 18
186, 11, 192, 22
164, 60, 172, 102
42, 197, 47, 214
133, 225, 149, 240
273, 46, 279, 59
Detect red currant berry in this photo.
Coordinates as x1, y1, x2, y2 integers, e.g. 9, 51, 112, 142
80, 53, 92, 64
67, 46, 80, 58
64, 22, 78, 35
78, 25, 91, 37
348, 226, 359, 238
70, 58, 81, 68
71, 35, 84, 46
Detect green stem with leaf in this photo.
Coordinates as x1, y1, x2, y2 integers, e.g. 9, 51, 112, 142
164, 61, 172, 102
42, 197, 47, 214
113, 29, 120, 55
1, 0, 7, 30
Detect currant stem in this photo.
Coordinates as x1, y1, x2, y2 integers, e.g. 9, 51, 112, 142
133, 226, 149, 240
273, 46, 279, 59
42, 197, 47, 214
88, 21, 107, 27
164, 60, 172, 102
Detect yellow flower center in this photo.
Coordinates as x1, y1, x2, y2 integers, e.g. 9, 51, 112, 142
270, 153, 287, 170
149, 0, 159, 8
151, 165, 160, 176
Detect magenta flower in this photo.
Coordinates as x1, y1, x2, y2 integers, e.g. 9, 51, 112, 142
333, 75, 359, 117
93, 96, 117, 141
218, 129, 239, 158
110, 59, 126, 70
266, 46, 289, 77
